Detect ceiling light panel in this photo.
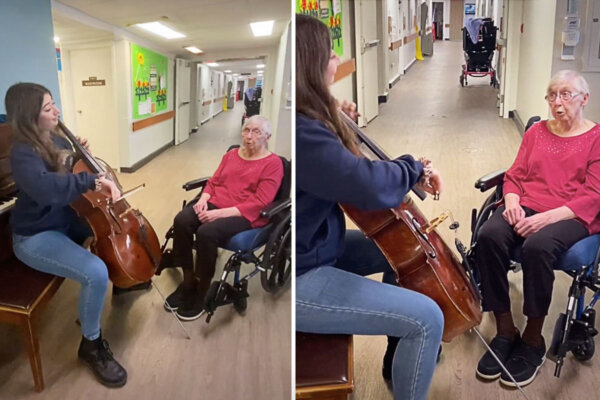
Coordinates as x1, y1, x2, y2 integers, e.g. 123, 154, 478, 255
135, 22, 185, 39
250, 20, 274, 37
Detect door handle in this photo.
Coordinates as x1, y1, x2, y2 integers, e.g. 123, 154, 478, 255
366, 39, 380, 48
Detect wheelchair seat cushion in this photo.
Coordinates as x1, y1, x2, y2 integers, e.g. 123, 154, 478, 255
223, 225, 272, 252
510, 234, 600, 272
556, 234, 600, 272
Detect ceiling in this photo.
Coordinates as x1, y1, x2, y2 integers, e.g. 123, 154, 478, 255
52, 0, 290, 75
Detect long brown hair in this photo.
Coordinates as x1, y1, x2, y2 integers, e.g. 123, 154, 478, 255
296, 14, 359, 155
4, 82, 67, 172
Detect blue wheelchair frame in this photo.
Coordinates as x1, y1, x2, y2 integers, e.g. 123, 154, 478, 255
459, 118, 600, 377
156, 149, 291, 323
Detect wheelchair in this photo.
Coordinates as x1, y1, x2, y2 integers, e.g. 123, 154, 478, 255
156, 146, 291, 323
456, 117, 600, 378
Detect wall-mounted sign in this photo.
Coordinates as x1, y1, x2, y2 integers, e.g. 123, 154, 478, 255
296, 0, 344, 56
82, 76, 105, 86
130, 43, 168, 120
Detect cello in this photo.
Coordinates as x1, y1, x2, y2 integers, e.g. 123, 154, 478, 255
338, 112, 482, 342
340, 114, 532, 398
57, 121, 161, 288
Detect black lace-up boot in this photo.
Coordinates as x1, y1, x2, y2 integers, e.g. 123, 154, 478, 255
78, 335, 127, 387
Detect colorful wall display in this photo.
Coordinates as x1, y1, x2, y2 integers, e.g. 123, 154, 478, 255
130, 43, 168, 120
296, 0, 343, 57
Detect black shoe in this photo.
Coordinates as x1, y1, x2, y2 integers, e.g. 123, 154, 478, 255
112, 281, 151, 296
164, 283, 187, 311
382, 336, 400, 381
476, 333, 520, 380
499, 338, 546, 387
78, 335, 127, 388
176, 294, 205, 321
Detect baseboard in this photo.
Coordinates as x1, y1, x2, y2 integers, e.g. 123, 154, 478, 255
120, 141, 173, 173
200, 117, 211, 125
509, 110, 525, 136
388, 73, 402, 89
404, 58, 416, 74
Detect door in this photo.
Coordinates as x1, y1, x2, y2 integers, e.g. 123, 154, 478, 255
175, 59, 190, 145
69, 47, 118, 167
356, 0, 380, 125
450, 0, 463, 41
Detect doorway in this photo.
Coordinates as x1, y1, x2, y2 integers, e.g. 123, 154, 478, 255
433, 2, 444, 40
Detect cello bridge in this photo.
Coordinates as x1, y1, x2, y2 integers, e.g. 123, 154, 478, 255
421, 211, 449, 234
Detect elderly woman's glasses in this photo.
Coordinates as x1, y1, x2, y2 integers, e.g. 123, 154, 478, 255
545, 91, 581, 102
242, 127, 264, 136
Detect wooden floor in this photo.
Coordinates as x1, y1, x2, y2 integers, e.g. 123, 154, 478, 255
350, 40, 600, 400
0, 104, 291, 399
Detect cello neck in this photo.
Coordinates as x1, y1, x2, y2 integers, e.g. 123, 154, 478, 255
57, 120, 103, 173
338, 112, 427, 201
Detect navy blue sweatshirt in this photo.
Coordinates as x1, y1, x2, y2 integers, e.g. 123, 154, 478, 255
10, 135, 97, 236
296, 113, 424, 276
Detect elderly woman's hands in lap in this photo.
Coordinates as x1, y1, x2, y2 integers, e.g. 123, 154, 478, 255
197, 207, 242, 223
502, 193, 525, 226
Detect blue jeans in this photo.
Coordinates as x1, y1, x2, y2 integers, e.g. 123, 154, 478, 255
12, 221, 108, 340
296, 230, 444, 400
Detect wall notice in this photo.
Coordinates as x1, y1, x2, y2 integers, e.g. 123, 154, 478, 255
131, 43, 168, 120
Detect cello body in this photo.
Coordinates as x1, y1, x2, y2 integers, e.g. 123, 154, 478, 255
340, 113, 482, 342
59, 122, 160, 288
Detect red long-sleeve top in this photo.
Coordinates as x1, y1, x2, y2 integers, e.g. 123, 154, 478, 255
504, 121, 600, 234
204, 149, 284, 227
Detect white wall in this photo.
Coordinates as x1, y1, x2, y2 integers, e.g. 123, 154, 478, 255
551, 0, 600, 122
270, 22, 291, 159
386, 0, 403, 84
513, 1, 556, 122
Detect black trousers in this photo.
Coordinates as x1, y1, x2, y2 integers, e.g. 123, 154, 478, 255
476, 206, 588, 318
172, 202, 252, 286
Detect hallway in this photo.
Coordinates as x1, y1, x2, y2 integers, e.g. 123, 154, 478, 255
0, 104, 291, 399
351, 40, 599, 400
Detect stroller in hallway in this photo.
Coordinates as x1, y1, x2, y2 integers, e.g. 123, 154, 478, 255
460, 18, 498, 88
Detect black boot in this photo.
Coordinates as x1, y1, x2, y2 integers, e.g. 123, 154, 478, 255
383, 338, 442, 381
382, 336, 400, 381
78, 335, 127, 387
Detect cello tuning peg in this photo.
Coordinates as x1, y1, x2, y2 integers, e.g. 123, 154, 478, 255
449, 222, 460, 230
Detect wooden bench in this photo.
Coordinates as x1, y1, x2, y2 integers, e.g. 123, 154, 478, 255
296, 332, 354, 400
0, 212, 64, 391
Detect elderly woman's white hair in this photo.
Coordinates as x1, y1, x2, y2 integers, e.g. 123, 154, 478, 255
547, 70, 590, 96
243, 115, 272, 136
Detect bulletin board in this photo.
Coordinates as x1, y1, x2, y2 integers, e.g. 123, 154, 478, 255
296, 0, 343, 57
131, 43, 168, 120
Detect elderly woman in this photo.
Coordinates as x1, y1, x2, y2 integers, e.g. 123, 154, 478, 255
476, 70, 600, 387
165, 115, 283, 321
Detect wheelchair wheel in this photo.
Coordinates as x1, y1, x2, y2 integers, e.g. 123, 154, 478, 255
572, 338, 595, 361
261, 224, 291, 293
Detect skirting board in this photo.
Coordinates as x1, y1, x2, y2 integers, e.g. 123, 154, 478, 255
120, 141, 173, 173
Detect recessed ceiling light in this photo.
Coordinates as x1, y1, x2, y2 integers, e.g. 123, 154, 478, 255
224, 70, 232, 73
54, 36, 60, 43
184, 46, 203, 54
250, 20, 274, 37
135, 22, 185, 39
206, 62, 219, 67
256, 64, 265, 68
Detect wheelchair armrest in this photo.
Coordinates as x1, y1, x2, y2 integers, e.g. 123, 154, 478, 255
475, 169, 507, 192
182, 177, 210, 191
260, 198, 291, 220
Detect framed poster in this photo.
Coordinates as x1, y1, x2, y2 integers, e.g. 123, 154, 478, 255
296, 0, 343, 57
131, 43, 169, 120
